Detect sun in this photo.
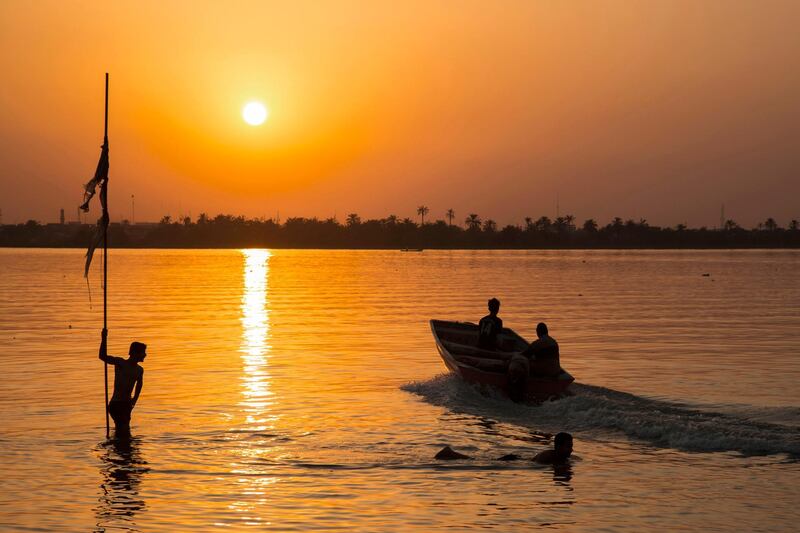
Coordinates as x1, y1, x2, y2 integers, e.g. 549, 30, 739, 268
242, 101, 268, 126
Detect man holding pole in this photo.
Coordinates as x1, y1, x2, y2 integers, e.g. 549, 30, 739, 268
98, 328, 146, 436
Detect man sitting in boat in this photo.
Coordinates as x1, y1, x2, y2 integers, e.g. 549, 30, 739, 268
477, 298, 503, 349
522, 322, 561, 377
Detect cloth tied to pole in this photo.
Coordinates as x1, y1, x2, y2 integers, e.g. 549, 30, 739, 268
80, 140, 109, 277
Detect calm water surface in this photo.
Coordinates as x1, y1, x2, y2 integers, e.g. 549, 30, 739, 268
0, 249, 798, 531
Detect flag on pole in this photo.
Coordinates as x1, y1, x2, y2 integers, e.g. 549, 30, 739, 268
80, 141, 109, 277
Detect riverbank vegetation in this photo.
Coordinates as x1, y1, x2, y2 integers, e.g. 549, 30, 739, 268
2, 213, 798, 248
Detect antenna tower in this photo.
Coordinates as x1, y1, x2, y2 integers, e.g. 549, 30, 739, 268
556, 192, 560, 219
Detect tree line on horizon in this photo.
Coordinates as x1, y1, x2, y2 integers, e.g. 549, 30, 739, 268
1, 209, 799, 248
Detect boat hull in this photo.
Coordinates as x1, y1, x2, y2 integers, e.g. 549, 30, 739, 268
431, 319, 574, 401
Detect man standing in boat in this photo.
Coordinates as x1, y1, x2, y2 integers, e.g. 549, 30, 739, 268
98, 328, 146, 436
478, 298, 503, 349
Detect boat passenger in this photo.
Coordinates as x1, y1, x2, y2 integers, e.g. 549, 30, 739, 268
98, 328, 147, 437
478, 298, 503, 349
533, 432, 573, 464
522, 322, 561, 377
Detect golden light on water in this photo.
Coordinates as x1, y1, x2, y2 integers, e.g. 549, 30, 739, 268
232, 249, 278, 524
239, 249, 274, 428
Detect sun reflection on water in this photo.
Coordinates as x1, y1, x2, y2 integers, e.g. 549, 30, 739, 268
231, 249, 278, 525
239, 249, 275, 429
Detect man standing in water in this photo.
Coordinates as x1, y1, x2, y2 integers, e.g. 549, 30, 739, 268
434, 432, 574, 464
533, 432, 573, 464
98, 328, 146, 436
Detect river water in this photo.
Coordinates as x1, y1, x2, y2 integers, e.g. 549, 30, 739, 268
0, 248, 798, 531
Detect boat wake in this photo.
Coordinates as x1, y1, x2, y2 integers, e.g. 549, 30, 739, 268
401, 374, 800, 458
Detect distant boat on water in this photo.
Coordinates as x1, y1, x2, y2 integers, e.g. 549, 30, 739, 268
430, 319, 574, 401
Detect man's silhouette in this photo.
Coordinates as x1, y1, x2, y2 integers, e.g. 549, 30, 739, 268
434, 432, 574, 464
523, 322, 561, 377
533, 432, 573, 464
478, 298, 503, 349
98, 329, 146, 436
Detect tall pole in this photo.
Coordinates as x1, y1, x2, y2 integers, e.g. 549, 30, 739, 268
103, 73, 110, 439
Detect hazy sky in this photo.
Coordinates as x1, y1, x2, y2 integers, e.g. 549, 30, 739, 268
1, 1, 798, 227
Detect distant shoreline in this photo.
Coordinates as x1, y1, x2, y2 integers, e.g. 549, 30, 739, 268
2, 244, 798, 251
2, 214, 798, 250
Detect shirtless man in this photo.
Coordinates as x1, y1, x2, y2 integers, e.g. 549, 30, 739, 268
98, 328, 146, 435
533, 432, 573, 464
434, 432, 574, 464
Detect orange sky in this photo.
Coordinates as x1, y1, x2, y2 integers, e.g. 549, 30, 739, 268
1, 1, 798, 227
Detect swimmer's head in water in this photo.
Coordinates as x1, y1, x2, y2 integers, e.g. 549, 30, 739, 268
129, 341, 147, 361
536, 322, 548, 337
554, 432, 573, 457
488, 298, 500, 314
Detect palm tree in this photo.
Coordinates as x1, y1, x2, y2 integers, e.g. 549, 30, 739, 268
446, 208, 455, 226
724, 219, 739, 231
417, 205, 429, 226
346, 213, 361, 227
464, 213, 481, 230
533, 216, 552, 232
764, 217, 779, 231
582, 219, 598, 233
524, 217, 533, 231
482, 219, 497, 233
790, 220, 799, 231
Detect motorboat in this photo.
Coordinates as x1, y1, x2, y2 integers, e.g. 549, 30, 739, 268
430, 319, 574, 401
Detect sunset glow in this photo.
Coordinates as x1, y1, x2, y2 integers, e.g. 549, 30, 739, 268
0, 2, 798, 531
0, 1, 798, 227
